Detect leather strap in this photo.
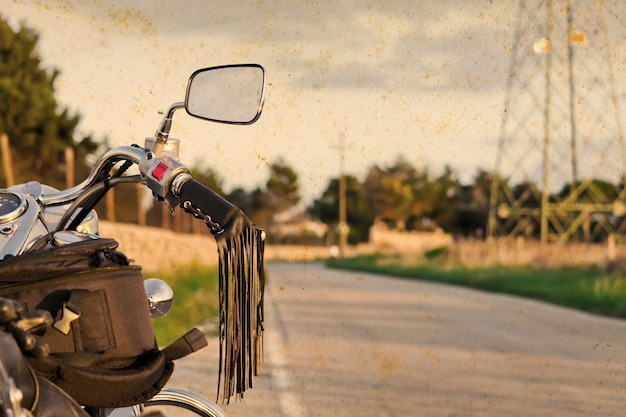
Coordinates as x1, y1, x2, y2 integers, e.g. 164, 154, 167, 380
161, 328, 208, 361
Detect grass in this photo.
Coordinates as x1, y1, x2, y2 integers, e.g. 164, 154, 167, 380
149, 266, 220, 345
326, 253, 626, 320
148, 253, 626, 342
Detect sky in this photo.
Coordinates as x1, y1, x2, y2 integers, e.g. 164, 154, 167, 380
3, 0, 626, 203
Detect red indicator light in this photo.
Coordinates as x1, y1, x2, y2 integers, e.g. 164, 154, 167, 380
151, 162, 169, 181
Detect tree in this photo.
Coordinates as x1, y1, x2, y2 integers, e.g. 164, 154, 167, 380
192, 165, 225, 196
226, 187, 255, 214
310, 175, 373, 244
426, 165, 461, 232
0, 16, 98, 188
224, 158, 301, 232
454, 169, 493, 237
363, 157, 434, 230
265, 157, 300, 212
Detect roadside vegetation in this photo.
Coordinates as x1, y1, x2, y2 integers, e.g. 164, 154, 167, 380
151, 266, 220, 345
326, 252, 626, 320
150, 248, 626, 344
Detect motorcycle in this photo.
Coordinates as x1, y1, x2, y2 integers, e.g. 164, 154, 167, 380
0, 64, 267, 417
0, 296, 169, 417
0, 296, 95, 417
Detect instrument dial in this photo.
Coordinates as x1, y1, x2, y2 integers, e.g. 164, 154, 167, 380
0, 191, 27, 224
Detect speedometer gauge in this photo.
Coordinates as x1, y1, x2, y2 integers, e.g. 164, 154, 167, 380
0, 191, 27, 223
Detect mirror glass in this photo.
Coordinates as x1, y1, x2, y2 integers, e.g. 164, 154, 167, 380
185, 64, 265, 124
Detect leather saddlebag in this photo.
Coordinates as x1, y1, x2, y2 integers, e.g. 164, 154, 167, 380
0, 237, 171, 408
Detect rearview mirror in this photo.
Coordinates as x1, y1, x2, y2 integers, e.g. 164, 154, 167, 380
185, 64, 265, 125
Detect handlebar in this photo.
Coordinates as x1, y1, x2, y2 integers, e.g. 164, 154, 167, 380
176, 177, 242, 236
35, 141, 241, 237
40, 146, 148, 206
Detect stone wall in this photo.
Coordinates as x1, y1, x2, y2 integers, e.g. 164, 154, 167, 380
368, 223, 453, 254
100, 221, 621, 273
99, 221, 218, 273
99, 221, 456, 272
99, 221, 332, 273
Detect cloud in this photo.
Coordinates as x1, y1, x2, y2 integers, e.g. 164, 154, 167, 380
5, 0, 626, 199
34, 1, 515, 94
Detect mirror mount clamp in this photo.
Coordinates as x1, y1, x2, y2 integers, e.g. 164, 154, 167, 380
153, 102, 185, 156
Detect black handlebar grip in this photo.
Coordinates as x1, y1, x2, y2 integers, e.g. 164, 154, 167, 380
178, 178, 245, 235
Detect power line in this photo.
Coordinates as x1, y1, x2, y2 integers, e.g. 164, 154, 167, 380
488, 0, 626, 243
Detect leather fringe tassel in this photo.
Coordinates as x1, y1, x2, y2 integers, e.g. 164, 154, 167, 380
216, 224, 265, 403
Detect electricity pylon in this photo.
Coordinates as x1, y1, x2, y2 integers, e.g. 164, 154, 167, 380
487, 0, 626, 243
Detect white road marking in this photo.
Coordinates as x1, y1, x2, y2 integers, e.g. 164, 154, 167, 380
265, 283, 307, 417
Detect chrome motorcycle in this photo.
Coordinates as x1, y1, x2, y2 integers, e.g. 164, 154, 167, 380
0, 296, 91, 417
0, 64, 266, 417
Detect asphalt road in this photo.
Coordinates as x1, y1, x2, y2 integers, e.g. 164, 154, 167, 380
166, 262, 626, 417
